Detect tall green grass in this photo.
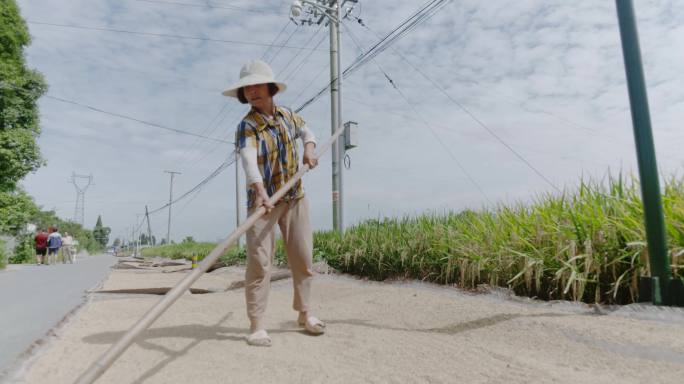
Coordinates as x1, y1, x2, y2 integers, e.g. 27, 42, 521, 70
315, 175, 684, 304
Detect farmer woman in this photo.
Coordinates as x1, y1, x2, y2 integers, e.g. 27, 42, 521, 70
223, 59, 325, 347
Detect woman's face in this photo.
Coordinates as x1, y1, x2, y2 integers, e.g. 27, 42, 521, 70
243, 83, 272, 111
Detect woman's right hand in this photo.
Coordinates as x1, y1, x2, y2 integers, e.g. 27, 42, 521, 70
252, 183, 274, 212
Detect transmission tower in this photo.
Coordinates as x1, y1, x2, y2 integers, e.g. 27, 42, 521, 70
70, 173, 93, 226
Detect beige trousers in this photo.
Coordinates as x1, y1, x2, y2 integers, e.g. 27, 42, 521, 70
245, 197, 314, 321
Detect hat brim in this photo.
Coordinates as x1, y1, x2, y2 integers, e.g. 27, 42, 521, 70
222, 74, 286, 97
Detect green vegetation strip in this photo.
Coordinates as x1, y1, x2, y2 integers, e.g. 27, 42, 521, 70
141, 242, 248, 267
318, 176, 684, 305
142, 175, 684, 305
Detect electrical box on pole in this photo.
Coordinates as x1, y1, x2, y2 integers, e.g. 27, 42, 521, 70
343, 121, 358, 150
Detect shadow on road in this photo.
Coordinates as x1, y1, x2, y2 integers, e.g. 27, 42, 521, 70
80, 311, 569, 383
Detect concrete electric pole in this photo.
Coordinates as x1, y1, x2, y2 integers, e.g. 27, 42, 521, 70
235, 150, 242, 248
290, 0, 358, 234
164, 170, 181, 244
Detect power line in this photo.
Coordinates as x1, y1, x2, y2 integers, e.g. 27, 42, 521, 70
44, 94, 233, 144
183, 128, 239, 171
153, 17, 307, 229
261, 21, 292, 61
180, 19, 300, 172
280, 28, 329, 107
180, 18, 296, 169
280, 26, 327, 84
350, 20, 599, 135
343, 95, 615, 170
147, 151, 237, 215
295, 0, 449, 113
0, 81, 233, 144
266, 24, 301, 64
347, 22, 561, 193
175, 102, 239, 167
173, 186, 204, 218
135, 155, 233, 235
135, 0, 288, 15
26, 21, 326, 51
175, 102, 233, 157
291, 64, 328, 112
277, 25, 324, 78
343, 23, 492, 205
342, 0, 450, 78
386, 71, 492, 204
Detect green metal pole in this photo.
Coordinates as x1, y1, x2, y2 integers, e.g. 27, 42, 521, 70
615, 0, 672, 305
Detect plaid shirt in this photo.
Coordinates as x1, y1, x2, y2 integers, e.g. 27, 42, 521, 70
236, 106, 308, 208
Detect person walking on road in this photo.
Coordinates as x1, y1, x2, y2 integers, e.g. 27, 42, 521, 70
62, 232, 74, 263
223, 59, 325, 347
34, 229, 48, 265
47, 227, 62, 265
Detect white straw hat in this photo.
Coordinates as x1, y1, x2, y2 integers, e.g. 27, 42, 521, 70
222, 59, 286, 98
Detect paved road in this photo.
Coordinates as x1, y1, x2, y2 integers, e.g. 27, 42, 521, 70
0, 254, 116, 377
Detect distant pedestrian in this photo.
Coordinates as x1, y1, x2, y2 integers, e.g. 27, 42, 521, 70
62, 232, 74, 263
47, 227, 62, 265
34, 229, 48, 265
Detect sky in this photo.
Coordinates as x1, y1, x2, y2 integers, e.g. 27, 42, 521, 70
14, 0, 684, 243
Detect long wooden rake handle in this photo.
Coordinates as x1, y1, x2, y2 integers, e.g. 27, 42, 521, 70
75, 125, 345, 384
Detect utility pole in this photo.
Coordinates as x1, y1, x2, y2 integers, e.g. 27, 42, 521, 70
290, 0, 357, 234
135, 214, 141, 257
69, 173, 93, 226
615, 0, 681, 306
235, 150, 242, 248
145, 205, 153, 245
164, 170, 181, 244
330, 0, 344, 234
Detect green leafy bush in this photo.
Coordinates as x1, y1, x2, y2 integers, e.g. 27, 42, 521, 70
0, 239, 7, 269
9, 233, 33, 264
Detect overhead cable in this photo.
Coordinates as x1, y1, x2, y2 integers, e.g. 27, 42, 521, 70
27, 21, 325, 51
174, 102, 236, 167
0, 81, 232, 144
147, 151, 237, 215
295, 0, 449, 113
277, 25, 325, 80
266, 24, 301, 64
175, 17, 303, 174
342, 0, 450, 78
135, 0, 288, 15
261, 21, 292, 61
349, 22, 561, 193
45, 94, 233, 144
352, 20, 598, 134
181, 18, 302, 172
343, 23, 492, 205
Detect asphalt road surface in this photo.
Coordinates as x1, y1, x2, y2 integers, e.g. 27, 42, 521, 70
0, 254, 116, 377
